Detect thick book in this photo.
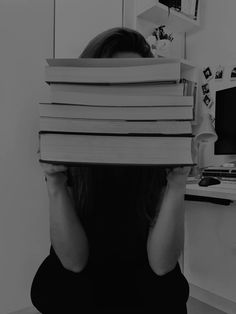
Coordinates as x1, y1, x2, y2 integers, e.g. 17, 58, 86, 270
49, 83, 192, 105
46, 57, 183, 67
45, 58, 183, 84
39, 132, 194, 166
39, 117, 192, 135
39, 103, 193, 120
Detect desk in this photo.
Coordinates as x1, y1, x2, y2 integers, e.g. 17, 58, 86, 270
184, 182, 236, 314
186, 182, 236, 201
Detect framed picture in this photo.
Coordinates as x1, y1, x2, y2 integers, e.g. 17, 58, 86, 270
203, 66, 213, 81
209, 112, 215, 127
203, 94, 213, 107
215, 65, 224, 80
230, 66, 236, 80
208, 99, 214, 109
201, 83, 210, 95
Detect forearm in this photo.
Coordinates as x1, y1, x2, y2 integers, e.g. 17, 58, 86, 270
147, 184, 185, 275
47, 180, 89, 272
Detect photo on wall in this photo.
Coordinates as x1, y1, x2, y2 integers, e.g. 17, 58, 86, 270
209, 112, 215, 127
230, 66, 236, 80
215, 65, 224, 80
203, 94, 213, 108
202, 83, 210, 95
203, 66, 213, 81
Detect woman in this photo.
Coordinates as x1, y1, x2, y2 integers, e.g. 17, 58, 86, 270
30, 27, 190, 313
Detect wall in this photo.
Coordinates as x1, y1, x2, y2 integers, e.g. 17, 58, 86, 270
0, 1, 123, 313
4, 1, 235, 312
185, 2, 236, 311
184, 200, 236, 313
187, 0, 236, 168
0, 1, 53, 313
55, 0, 123, 58
124, 0, 185, 60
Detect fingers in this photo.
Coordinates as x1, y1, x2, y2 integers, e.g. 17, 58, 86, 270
40, 163, 67, 174
165, 166, 191, 176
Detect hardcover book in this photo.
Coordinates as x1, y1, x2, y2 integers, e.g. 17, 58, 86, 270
45, 58, 186, 84
39, 103, 193, 120
39, 132, 194, 166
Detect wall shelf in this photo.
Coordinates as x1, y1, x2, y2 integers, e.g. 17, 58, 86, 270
136, 0, 199, 33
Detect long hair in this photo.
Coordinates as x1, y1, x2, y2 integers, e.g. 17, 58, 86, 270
80, 27, 153, 58
69, 27, 167, 231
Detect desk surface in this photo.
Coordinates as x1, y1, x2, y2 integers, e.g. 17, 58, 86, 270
186, 182, 236, 201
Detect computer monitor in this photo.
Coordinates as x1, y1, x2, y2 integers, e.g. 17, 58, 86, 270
214, 86, 236, 155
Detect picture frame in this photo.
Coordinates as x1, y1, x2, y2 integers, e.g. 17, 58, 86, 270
202, 83, 210, 95
230, 66, 236, 80
203, 94, 213, 107
215, 65, 224, 80
203, 66, 213, 81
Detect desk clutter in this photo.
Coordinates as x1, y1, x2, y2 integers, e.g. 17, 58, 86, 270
201, 166, 236, 182
38, 58, 197, 166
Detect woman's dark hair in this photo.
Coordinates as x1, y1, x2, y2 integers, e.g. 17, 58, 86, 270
69, 27, 167, 231
79, 27, 154, 58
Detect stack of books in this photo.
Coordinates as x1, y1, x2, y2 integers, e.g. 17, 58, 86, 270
38, 58, 197, 166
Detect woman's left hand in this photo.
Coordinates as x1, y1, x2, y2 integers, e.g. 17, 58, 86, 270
166, 166, 191, 189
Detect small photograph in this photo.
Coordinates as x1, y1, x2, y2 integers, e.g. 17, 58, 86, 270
203, 94, 213, 107
201, 83, 210, 95
215, 65, 224, 80
208, 99, 214, 109
203, 66, 213, 81
209, 112, 215, 127
230, 66, 236, 80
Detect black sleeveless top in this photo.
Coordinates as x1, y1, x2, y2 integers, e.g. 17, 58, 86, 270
49, 166, 153, 270
84, 167, 150, 269
47, 167, 189, 309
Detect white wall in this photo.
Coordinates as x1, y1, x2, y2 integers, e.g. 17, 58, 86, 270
184, 2, 236, 310
4, 1, 236, 312
55, 0, 123, 57
0, 1, 123, 313
0, 1, 53, 313
187, 0, 236, 167
185, 200, 236, 312
123, 0, 185, 59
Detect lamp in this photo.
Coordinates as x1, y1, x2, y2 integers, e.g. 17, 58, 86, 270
192, 112, 218, 144
191, 111, 218, 177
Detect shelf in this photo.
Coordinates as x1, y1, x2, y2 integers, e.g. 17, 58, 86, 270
136, 0, 199, 33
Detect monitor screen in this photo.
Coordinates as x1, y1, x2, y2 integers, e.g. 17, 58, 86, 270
214, 86, 236, 155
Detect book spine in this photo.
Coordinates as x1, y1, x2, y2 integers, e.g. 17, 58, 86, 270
195, 0, 199, 19
159, 0, 181, 10
47, 57, 181, 67
50, 92, 193, 107
39, 117, 192, 134
39, 103, 193, 120
45, 62, 181, 84
39, 130, 194, 137
190, 0, 196, 16
181, 0, 190, 15
49, 82, 185, 99
39, 133, 194, 165
38, 159, 196, 168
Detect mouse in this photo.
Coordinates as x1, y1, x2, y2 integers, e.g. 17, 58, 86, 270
198, 176, 221, 187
